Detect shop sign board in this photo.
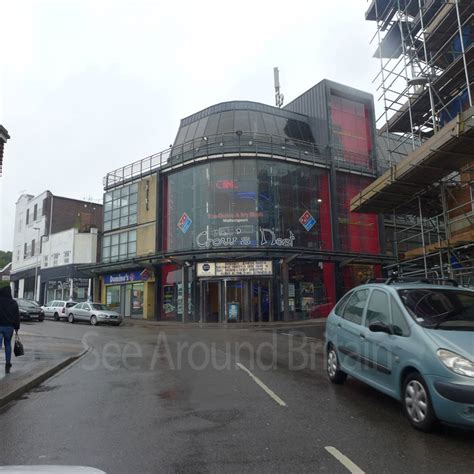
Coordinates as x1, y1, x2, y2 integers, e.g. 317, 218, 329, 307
299, 210, 316, 231
216, 261, 273, 277
103, 271, 144, 285
197, 261, 273, 277
177, 212, 192, 234
196, 262, 216, 277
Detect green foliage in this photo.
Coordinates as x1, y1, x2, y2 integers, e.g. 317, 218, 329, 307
0, 250, 12, 269
0, 280, 10, 288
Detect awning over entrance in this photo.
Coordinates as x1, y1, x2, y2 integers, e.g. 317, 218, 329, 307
350, 106, 474, 214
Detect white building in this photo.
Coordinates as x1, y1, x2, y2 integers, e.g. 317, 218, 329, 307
10, 192, 102, 302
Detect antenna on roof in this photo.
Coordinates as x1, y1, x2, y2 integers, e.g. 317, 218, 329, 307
273, 67, 284, 108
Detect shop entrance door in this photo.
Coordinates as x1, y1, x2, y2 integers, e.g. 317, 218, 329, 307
224, 280, 250, 323
200, 278, 273, 323
202, 281, 221, 323
251, 279, 273, 322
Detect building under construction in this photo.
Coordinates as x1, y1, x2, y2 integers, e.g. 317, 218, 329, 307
351, 0, 474, 286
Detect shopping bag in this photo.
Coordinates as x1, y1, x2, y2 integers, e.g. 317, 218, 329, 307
14, 334, 24, 357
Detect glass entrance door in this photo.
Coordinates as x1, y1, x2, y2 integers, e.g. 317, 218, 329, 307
224, 280, 248, 323
251, 279, 273, 322
200, 278, 273, 323
202, 280, 221, 323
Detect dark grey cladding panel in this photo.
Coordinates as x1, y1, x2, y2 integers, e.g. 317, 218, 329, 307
284, 80, 330, 147
172, 101, 315, 148
180, 100, 307, 127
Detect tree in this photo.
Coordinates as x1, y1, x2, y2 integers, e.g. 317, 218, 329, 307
0, 250, 12, 269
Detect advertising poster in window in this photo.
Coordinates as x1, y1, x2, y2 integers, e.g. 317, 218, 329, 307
163, 285, 176, 316
177, 283, 192, 315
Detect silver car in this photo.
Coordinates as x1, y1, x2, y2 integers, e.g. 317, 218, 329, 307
67, 302, 123, 326
42, 300, 78, 321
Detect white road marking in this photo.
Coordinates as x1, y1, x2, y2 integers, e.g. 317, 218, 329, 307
236, 362, 287, 407
325, 446, 365, 474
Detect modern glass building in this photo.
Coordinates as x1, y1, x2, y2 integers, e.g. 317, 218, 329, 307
90, 79, 391, 322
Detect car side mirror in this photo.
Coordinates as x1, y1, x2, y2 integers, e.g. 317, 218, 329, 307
369, 321, 392, 335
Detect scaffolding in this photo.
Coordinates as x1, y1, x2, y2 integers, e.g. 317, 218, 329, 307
354, 0, 474, 284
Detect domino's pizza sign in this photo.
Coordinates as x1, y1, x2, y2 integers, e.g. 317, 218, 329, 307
299, 210, 316, 232
178, 212, 192, 234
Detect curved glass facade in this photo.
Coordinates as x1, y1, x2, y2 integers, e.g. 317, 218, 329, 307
173, 107, 315, 147
163, 159, 332, 253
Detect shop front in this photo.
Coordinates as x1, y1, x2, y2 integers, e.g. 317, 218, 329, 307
197, 261, 275, 323
45, 278, 89, 302
158, 258, 335, 323
101, 269, 155, 319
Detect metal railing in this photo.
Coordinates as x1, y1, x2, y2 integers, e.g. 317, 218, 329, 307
103, 131, 381, 190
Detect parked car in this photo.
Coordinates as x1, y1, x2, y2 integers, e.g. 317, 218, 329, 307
67, 302, 122, 326
42, 300, 78, 321
15, 298, 45, 322
325, 280, 474, 431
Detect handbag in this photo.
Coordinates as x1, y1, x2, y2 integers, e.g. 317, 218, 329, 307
14, 334, 24, 357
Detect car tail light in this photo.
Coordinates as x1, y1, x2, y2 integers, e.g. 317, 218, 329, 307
62, 307, 66, 314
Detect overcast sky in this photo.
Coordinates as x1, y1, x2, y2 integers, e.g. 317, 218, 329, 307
0, 0, 380, 251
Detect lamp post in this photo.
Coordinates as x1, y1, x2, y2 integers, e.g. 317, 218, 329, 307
33, 226, 41, 302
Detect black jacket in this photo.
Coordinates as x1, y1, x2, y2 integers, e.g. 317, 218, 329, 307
0, 286, 20, 331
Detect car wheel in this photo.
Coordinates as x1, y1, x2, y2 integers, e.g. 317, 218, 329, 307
90, 315, 98, 326
403, 372, 437, 432
68, 313, 75, 324
38, 315, 44, 322
326, 345, 347, 384
54, 312, 60, 321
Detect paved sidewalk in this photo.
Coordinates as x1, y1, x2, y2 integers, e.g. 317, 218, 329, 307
123, 317, 327, 330
0, 332, 86, 407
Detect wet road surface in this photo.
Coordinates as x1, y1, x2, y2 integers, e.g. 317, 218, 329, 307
0, 321, 473, 473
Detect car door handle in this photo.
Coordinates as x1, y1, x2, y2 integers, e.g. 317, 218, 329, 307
337, 323, 342, 328
359, 333, 366, 339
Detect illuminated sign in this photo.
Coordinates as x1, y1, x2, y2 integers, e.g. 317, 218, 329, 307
196, 227, 294, 249
299, 210, 316, 231
177, 212, 192, 234
216, 179, 238, 190
215, 261, 273, 276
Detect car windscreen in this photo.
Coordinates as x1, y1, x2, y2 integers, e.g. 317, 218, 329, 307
91, 304, 108, 311
16, 299, 39, 307
66, 302, 77, 308
398, 288, 474, 330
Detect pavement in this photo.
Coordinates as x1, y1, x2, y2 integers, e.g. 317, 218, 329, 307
0, 322, 86, 408
0, 320, 473, 473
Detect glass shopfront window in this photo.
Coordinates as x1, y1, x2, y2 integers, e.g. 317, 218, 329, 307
131, 283, 144, 315
161, 264, 182, 321
106, 285, 121, 312
105, 282, 145, 318
287, 261, 336, 320
164, 159, 331, 253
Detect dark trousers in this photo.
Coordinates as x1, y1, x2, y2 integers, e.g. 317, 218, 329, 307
0, 326, 14, 364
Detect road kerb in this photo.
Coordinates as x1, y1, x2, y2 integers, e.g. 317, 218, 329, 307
0, 349, 88, 409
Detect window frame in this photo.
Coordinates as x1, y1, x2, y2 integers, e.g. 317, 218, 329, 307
364, 288, 391, 328
341, 288, 370, 325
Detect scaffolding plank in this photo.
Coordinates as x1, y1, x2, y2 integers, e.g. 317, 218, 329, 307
351, 105, 474, 214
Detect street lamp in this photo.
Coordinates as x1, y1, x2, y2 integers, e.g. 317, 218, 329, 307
33, 226, 41, 302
